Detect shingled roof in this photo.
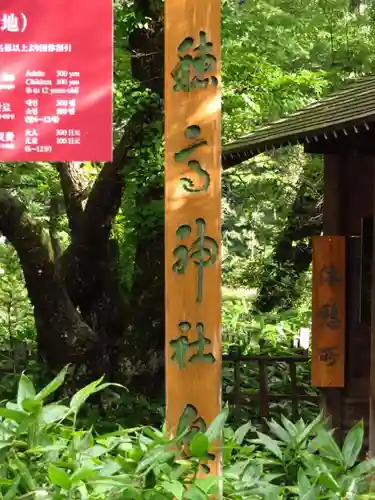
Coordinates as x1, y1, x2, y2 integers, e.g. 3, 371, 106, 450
222, 76, 375, 168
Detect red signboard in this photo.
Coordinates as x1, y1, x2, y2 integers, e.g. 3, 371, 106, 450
0, 0, 112, 162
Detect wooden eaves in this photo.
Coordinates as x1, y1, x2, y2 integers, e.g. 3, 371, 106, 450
221, 76, 375, 168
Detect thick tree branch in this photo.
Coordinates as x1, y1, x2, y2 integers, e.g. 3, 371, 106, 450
0, 188, 52, 267
60, 100, 162, 307
0, 189, 98, 367
55, 162, 90, 238
78, 100, 162, 247
49, 194, 62, 261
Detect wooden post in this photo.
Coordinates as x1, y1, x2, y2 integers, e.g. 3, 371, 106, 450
321, 154, 345, 443
311, 235, 345, 388
370, 163, 375, 456
164, 0, 222, 480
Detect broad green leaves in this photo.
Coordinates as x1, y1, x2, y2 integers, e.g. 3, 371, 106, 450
17, 373, 36, 407
35, 365, 70, 401
0, 368, 373, 499
48, 464, 71, 490
342, 420, 364, 469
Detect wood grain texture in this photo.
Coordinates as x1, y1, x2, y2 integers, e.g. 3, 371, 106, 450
370, 174, 375, 457
164, 0, 221, 477
320, 154, 344, 442
312, 236, 345, 387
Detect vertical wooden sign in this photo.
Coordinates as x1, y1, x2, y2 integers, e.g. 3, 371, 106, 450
312, 236, 345, 387
165, 0, 221, 478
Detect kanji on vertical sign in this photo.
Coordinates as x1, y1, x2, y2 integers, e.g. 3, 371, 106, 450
312, 236, 346, 387
165, 0, 222, 481
0, 0, 112, 162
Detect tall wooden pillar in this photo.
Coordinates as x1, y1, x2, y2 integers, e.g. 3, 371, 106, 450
321, 154, 345, 443
370, 159, 375, 456
164, 0, 222, 480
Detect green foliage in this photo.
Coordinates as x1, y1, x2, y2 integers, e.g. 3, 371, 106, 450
250, 413, 375, 499
223, 305, 309, 353
221, 0, 375, 292
0, 241, 35, 370
222, 294, 318, 425
0, 370, 372, 499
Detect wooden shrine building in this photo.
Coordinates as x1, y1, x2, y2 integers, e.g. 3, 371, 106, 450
222, 76, 375, 454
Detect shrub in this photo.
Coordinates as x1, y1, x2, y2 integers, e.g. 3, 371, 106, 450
0, 368, 374, 499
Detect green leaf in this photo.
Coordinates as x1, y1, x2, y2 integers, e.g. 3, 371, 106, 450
48, 464, 71, 490
177, 405, 198, 437
345, 477, 360, 499
77, 484, 89, 500
253, 431, 283, 460
96, 382, 125, 393
0, 441, 13, 450
3, 477, 20, 500
0, 408, 28, 423
21, 398, 42, 414
280, 414, 298, 437
310, 427, 344, 466
71, 468, 98, 484
136, 447, 175, 474
85, 445, 108, 458
35, 365, 70, 401
195, 476, 218, 494
70, 378, 123, 414
342, 420, 364, 469
234, 421, 253, 445
13, 456, 36, 490
183, 485, 207, 500
143, 427, 167, 443
352, 456, 375, 477
39, 404, 69, 424
297, 468, 311, 496
97, 460, 121, 477
189, 432, 209, 458
296, 411, 324, 446
69, 377, 104, 412
205, 407, 229, 441
226, 457, 252, 477
75, 427, 94, 451
161, 480, 185, 500
316, 470, 340, 492
17, 374, 36, 407
0, 479, 14, 487
266, 419, 291, 444
300, 487, 318, 500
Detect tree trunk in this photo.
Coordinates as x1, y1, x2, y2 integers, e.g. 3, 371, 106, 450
125, 184, 165, 396
0, 190, 100, 375
0, 97, 162, 385
0, 0, 166, 397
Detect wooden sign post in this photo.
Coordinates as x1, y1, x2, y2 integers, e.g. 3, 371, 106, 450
312, 236, 345, 387
165, 0, 222, 479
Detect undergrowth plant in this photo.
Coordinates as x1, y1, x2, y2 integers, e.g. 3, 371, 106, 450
0, 367, 374, 499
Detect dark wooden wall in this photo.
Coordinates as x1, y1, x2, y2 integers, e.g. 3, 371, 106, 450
324, 153, 374, 450
344, 154, 373, 447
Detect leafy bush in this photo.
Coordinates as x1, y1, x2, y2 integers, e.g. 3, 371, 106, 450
222, 297, 319, 425
222, 298, 311, 355
229, 414, 375, 499
0, 368, 374, 499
